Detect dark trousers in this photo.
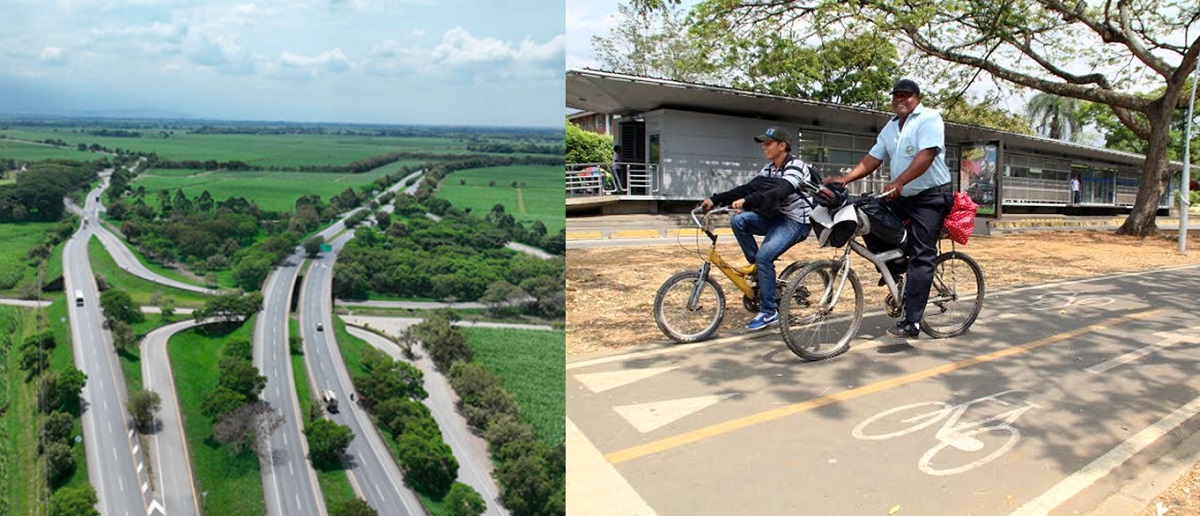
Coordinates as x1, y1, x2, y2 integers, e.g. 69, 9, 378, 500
887, 184, 952, 324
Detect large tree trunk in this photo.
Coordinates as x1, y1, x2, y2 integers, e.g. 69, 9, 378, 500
1116, 105, 1175, 237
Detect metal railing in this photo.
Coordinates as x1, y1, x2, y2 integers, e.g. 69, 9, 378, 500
565, 161, 659, 198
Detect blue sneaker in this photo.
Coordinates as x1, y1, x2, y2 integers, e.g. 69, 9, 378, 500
746, 311, 779, 330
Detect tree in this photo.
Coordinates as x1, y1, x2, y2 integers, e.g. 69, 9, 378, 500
218, 358, 267, 401
201, 386, 246, 419
331, 498, 378, 516
56, 366, 87, 412
40, 411, 75, 448
50, 485, 100, 516
304, 235, 326, 258
213, 401, 284, 457
110, 319, 137, 352
44, 441, 76, 484
395, 431, 458, 496
194, 291, 263, 323
671, 0, 1200, 236
100, 289, 144, 325
305, 418, 355, 469
592, 1, 715, 82
1027, 93, 1084, 141
445, 482, 487, 516
127, 389, 162, 432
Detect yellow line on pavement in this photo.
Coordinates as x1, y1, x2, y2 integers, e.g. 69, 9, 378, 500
605, 308, 1164, 465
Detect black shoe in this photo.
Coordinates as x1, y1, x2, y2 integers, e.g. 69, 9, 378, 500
887, 320, 920, 338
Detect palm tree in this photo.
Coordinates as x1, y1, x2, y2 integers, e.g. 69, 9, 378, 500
1026, 93, 1083, 141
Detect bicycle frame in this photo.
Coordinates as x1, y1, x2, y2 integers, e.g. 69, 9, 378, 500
687, 208, 756, 307
825, 235, 962, 311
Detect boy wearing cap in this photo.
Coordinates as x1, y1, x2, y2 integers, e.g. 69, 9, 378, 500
700, 127, 816, 330
827, 78, 953, 339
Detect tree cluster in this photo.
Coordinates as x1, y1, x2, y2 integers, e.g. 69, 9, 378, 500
17, 328, 88, 487
349, 345, 461, 498
0, 160, 100, 222
192, 291, 263, 324
50, 485, 100, 516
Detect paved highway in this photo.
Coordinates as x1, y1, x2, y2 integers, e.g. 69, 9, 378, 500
141, 319, 214, 516
256, 257, 327, 516
300, 232, 423, 515
65, 185, 161, 516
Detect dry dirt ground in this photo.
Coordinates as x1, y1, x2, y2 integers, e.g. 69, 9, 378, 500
566, 228, 1200, 514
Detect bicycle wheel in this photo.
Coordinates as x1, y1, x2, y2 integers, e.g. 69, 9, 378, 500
653, 270, 726, 342
779, 260, 863, 361
921, 251, 985, 339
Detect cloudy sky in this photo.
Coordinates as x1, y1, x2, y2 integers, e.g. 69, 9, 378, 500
0, 0, 565, 126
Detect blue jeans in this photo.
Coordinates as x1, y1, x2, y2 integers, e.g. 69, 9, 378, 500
730, 212, 810, 314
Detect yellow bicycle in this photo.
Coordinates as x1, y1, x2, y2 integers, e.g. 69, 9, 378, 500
653, 206, 809, 342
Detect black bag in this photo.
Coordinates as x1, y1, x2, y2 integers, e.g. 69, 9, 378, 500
857, 197, 906, 247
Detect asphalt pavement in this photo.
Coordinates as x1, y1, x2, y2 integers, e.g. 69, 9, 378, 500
567, 264, 1200, 515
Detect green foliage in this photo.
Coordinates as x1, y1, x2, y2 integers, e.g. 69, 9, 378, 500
331, 498, 379, 516
100, 289, 145, 325
395, 431, 459, 496
414, 313, 474, 372
353, 347, 427, 410
735, 33, 900, 108
0, 160, 99, 222
218, 357, 266, 401
50, 485, 100, 516
446, 482, 487, 516
1026, 93, 1083, 141
56, 366, 87, 413
436, 166, 566, 235
463, 328, 565, 445
565, 122, 612, 165
494, 441, 563, 516
127, 389, 162, 433
194, 291, 264, 323
591, 1, 715, 82
40, 411, 76, 450
304, 418, 354, 469
44, 440, 76, 485
0, 222, 58, 291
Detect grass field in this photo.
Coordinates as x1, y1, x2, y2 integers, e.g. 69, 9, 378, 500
168, 319, 266, 516
461, 327, 565, 445
131, 162, 422, 213
436, 166, 565, 234
87, 237, 210, 308
0, 138, 99, 162
0, 222, 58, 293
0, 129, 468, 167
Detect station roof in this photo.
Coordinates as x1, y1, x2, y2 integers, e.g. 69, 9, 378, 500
567, 69, 1177, 170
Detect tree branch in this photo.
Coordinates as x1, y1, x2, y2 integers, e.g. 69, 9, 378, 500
1112, 105, 1151, 139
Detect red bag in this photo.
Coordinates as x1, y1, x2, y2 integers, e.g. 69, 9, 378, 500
944, 192, 978, 244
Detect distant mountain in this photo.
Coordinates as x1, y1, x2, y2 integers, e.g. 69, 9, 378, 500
72, 107, 197, 120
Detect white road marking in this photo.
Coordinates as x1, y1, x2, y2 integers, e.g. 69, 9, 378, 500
575, 367, 679, 394
295, 494, 302, 511
289, 461, 294, 475
1012, 394, 1200, 515
375, 484, 384, 499
566, 418, 656, 515
282, 432, 288, 446
132, 443, 139, 454
119, 475, 125, 492
614, 395, 733, 433
1086, 328, 1200, 374
113, 448, 119, 461
137, 462, 143, 473
142, 481, 148, 493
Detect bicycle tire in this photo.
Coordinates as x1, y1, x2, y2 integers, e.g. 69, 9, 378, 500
921, 251, 985, 339
653, 270, 726, 342
778, 260, 863, 361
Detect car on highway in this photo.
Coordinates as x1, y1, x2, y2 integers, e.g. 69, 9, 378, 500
322, 390, 338, 413
316, 322, 324, 332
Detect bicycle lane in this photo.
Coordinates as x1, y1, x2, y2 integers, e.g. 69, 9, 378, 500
566, 264, 1200, 515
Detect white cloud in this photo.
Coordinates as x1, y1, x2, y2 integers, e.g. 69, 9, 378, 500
185, 33, 259, 74
40, 46, 67, 65
425, 27, 564, 82
274, 48, 352, 77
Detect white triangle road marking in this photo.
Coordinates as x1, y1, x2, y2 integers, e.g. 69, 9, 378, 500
148, 499, 166, 515
614, 394, 733, 433
574, 366, 678, 394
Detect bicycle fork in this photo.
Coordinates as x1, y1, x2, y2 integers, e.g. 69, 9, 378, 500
689, 262, 713, 310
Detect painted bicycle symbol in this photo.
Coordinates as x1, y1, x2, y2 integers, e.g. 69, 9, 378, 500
852, 390, 1041, 476
1028, 290, 1115, 311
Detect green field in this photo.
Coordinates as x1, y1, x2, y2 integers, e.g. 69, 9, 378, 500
0, 222, 58, 293
0, 129, 468, 167
436, 166, 565, 234
168, 319, 265, 516
130, 161, 420, 213
0, 138, 99, 162
461, 327, 565, 445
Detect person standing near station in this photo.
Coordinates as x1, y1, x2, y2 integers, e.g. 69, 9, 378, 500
1070, 173, 1081, 205
825, 79, 952, 339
